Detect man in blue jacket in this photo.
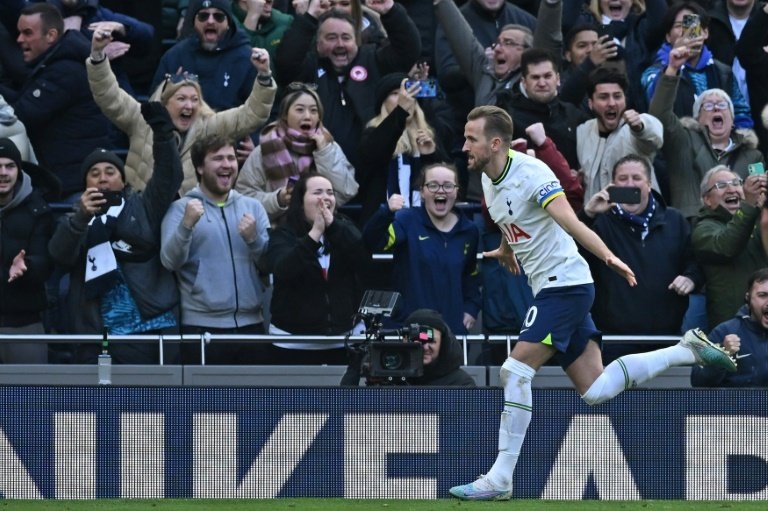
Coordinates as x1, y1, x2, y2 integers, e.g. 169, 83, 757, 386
692, 267, 768, 387
152, 0, 257, 112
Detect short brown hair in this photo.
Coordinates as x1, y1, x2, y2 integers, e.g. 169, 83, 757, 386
467, 106, 514, 144
191, 133, 235, 180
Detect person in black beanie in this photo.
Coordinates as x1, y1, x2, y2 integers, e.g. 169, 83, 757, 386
48, 102, 184, 364
340, 308, 476, 386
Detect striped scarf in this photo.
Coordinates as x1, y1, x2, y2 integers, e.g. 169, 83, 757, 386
260, 123, 317, 189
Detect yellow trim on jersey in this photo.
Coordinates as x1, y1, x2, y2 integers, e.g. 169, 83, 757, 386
541, 334, 553, 346
383, 224, 397, 251
492, 148, 517, 185
540, 190, 565, 209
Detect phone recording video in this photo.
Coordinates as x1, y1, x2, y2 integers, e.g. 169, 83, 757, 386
682, 14, 702, 39
405, 79, 438, 98
98, 190, 123, 214
748, 162, 765, 176
607, 186, 641, 205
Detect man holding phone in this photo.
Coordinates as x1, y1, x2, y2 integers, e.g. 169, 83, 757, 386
49, 102, 184, 364
580, 154, 702, 352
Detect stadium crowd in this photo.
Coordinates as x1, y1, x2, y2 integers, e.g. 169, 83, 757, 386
0, 0, 767, 385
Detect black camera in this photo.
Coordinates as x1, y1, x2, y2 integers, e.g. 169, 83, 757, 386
347, 290, 433, 385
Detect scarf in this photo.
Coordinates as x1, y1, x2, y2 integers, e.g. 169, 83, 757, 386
260, 123, 317, 189
84, 200, 125, 300
612, 193, 655, 241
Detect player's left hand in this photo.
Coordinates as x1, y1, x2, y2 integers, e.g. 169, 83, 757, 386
606, 254, 636, 286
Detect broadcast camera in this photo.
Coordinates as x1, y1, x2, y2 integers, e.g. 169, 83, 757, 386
347, 290, 435, 385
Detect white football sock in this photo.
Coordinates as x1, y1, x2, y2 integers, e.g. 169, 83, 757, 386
484, 357, 535, 490
582, 345, 695, 406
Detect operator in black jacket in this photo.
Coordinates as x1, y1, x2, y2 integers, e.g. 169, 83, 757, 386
340, 308, 476, 387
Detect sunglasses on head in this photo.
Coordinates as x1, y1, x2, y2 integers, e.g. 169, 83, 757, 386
161, 72, 199, 93
196, 10, 226, 23
287, 82, 319, 93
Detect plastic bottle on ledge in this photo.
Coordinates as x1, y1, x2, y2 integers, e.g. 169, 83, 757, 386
98, 331, 112, 385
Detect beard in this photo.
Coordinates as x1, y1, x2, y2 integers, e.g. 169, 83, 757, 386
467, 152, 491, 173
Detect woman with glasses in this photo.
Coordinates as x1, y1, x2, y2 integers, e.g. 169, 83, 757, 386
356, 73, 449, 227
362, 162, 481, 335
236, 82, 358, 225
262, 173, 369, 364
86, 20, 276, 195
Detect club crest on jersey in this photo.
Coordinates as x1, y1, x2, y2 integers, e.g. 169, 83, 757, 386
499, 222, 531, 244
506, 198, 513, 216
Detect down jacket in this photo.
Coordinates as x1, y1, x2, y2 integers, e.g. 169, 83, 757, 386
87, 56, 276, 194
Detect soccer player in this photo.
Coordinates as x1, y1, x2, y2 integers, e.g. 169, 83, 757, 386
449, 105, 738, 501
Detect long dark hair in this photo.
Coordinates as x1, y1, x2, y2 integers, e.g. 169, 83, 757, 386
285, 172, 335, 236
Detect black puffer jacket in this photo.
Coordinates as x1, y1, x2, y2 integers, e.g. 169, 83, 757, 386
0, 30, 110, 196
0, 173, 53, 326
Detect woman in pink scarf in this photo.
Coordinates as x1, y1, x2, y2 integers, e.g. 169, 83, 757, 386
236, 83, 359, 225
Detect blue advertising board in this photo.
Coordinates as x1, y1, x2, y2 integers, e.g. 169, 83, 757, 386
0, 386, 765, 499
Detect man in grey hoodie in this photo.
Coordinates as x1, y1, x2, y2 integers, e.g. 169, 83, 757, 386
161, 132, 270, 364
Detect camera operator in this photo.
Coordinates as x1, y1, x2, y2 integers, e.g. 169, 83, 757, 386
340, 309, 476, 386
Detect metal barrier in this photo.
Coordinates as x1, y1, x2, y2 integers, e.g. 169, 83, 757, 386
0, 333, 683, 366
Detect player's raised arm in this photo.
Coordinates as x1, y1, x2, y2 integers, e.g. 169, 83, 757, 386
544, 194, 637, 287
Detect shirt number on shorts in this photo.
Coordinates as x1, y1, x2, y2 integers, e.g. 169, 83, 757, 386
523, 306, 538, 329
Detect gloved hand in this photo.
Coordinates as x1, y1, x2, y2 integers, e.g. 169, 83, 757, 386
141, 101, 175, 139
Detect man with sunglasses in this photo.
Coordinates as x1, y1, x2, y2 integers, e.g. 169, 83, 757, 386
692, 164, 768, 330
151, 0, 259, 112
649, 42, 764, 222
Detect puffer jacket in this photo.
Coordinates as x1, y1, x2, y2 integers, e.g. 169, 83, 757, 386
87, 56, 276, 194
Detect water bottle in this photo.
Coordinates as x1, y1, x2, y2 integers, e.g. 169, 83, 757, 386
98, 336, 111, 385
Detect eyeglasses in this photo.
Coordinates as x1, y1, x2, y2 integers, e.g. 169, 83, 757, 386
494, 39, 530, 50
161, 72, 199, 93
196, 10, 226, 23
424, 182, 457, 193
705, 178, 743, 194
701, 101, 729, 112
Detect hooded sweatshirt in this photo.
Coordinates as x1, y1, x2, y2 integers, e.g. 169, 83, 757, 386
160, 187, 270, 328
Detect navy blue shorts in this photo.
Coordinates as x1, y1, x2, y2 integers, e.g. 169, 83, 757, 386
518, 283, 601, 369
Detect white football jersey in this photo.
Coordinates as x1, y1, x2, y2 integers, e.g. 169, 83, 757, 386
482, 149, 593, 295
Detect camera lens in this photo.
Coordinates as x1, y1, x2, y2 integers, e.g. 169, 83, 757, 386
380, 350, 404, 370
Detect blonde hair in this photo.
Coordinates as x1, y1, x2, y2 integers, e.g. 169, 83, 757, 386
366, 100, 434, 156
588, 0, 645, 20
150, 78, 215, 118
